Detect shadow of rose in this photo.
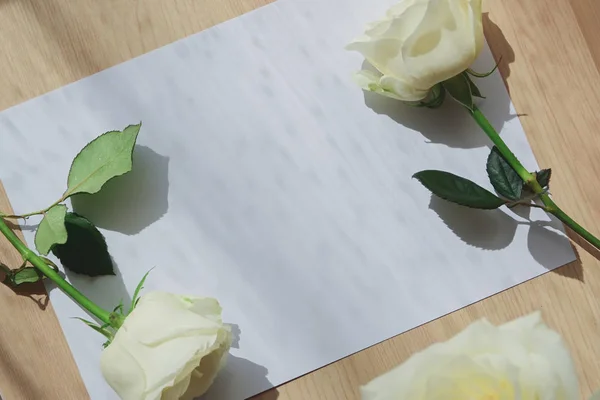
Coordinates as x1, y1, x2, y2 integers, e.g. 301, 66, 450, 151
483, 13, 515, 84
201, 355, 277, 400
360, 15, 517, 149
201, 323, 277, 400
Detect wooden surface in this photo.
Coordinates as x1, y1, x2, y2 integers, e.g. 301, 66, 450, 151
0, 0, 599, 398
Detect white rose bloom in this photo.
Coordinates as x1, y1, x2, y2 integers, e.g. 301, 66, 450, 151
361, 312, 579, 400
346, 0, 484, 101
100, 292, 231, 400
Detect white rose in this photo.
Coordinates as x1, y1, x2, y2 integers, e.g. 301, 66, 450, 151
100, 292, 231, 400
361, 312, 579, 400
346, 0, 484, 101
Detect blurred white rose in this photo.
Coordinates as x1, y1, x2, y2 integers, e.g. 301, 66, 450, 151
100, 292, 231, 400
346, 0, 484, 101
361, 312, 579, 400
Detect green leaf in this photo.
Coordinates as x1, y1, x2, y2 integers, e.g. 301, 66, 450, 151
419, 84, 446, 109
74, 317, 114, 341
64, 123, 141, 199
51, 212, 114, 277
1, 258, 59, 287
536, 168, 552, 188
130, 269, 152, 314
34, 204, 68, 255
442, 74, 473, 111
486, 147, 523, 200
1, 263, 43, 287
413, 170, 505, 209
465, 74, 484, 98
113, 300, 124, 315
12, 268, 43, 285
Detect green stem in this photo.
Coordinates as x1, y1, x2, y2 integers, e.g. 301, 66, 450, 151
469, 105, 600, 251
541, 193, 600, 250
0, 217, 116, 326
1, 198, 64, 219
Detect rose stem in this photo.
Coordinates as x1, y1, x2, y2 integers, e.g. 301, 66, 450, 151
470, 105, 600, 251
0, 217, 122, 327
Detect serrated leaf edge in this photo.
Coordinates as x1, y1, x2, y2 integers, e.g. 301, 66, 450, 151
486, 148, 522, 201
63, 123, 141, 199
413, 170, 505, 210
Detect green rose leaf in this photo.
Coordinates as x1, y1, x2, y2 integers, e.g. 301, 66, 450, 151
51, 212, 114, 277
130, 269, 152, 313
486, 147, 523, 201
1, 258, 57, 287
64, 123, 141, 199
413, 170, 505, 209
12, 267, 43, 286
73, 317, 114, 347
536, 168, 552, 189
418, 84, 446, 109
465, 74, 484, 99
442, 74, 473, 111
1, 263, 43, 287
34, 204, 68, 255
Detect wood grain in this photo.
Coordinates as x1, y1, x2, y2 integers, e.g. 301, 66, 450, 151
1, 0, 599, 399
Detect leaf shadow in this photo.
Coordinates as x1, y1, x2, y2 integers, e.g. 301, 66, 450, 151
429, 196, 582, 281
0, 279, 50, 310
71, 145, 170, 236
61, 257, 132, 316
429, 195, 518, 250
527, 221, 584, 282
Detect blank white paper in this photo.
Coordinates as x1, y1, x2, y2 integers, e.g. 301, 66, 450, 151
0, 0, 576, 398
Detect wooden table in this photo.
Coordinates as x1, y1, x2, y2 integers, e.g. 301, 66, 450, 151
1, 0, 599, 398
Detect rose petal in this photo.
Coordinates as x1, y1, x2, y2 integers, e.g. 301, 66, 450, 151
380, 75, 429, 101
400, 0, 482, 89
100, 339, 147, 400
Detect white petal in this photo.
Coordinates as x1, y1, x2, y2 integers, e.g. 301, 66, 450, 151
360, 340, 455, 399
127, 293, 222, 345
159, 373, 193, 400
386, 0, 423, 17
101, 292, 230, 400
347, 2, 428, 79
375, 1, 429, 42
100, 339, 147, 400
184, 296, 223, 323
351, 70, 402, 101
352, 70, 428, 102
352, 69, 381, 90
346, 38, 402, 76
400, 0, 481, 88
380, 75, 428, 101
363, 19, 393, 38
180, 332, 232, 400
470, 0, 484, 56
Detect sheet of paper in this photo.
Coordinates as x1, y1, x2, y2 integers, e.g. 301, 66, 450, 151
0, 0, 576, 398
